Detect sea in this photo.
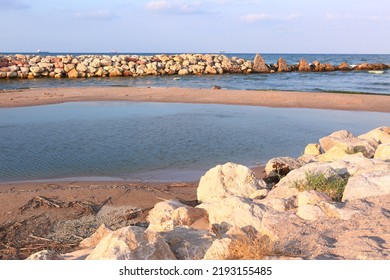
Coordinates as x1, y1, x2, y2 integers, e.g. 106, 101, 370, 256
0, 53, 389, 182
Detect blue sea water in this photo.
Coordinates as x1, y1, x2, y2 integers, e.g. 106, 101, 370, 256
1, 102, 389, 182
0, 53, 389, 94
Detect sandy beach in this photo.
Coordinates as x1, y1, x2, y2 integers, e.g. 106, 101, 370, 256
1, 87, 389, 112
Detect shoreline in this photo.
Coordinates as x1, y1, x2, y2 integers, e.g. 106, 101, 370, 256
1, 86, 390, 112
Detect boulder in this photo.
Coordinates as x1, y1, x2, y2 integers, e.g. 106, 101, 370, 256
319, 130, 354, 152
197, 162, 267, 203
261, 196, 296, 212
147, 200, 208, 232
265, 156, 303, 178
267, 162, 340, 200
79, 224, 112, 249
252, 54, 270, 73
67, 69, 79, 78
298, 59, 310, 72
374, 143, 390, 161
342, 170, 390, 201
358, 126, 390, 145
26, 250, 64, 260
338, 62, 352, 71
100, 58, 112, 67
277, 57, 289, 72
296, 204, 326, 221
76, 63, 87, 72
317, 144, 353, 162
203, 238, 232, 260
319, 130, 376, 158
198, 196, 267, 234
178, 68, 189, 75
86, 226, 176, 260
63, 64, 75, 72
163, 227, 215, 260
304, 143, 322, 156
296, 190, 332, 207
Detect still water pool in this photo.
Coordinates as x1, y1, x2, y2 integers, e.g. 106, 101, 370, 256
0, 102, 389, 182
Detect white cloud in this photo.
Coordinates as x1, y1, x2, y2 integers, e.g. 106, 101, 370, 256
73, 10, 118, 21
241, 13, 302, 23
145, 0, 205, 15
325, 12, 381, 22
241, 13, 272, 23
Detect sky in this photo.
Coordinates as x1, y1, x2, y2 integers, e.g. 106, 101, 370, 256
0, 0, 389, 54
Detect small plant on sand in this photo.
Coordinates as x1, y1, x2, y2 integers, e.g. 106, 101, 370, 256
293, 172, 348, 202
225, 229, 294, 260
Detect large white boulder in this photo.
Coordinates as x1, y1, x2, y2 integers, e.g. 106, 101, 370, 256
342, 170, 390, 202
374, 143, 390, 161
197, 196, 268, 234
147, 200, 208, 232
319, 130, 376, 158
265, 156, 303, 177
163, 227, 215, 260
267, 162, 340, 200
86, 226, 176, 260
358, 126, 390, 145
197, 162, 267, 203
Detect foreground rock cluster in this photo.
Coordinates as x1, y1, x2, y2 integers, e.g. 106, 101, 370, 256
1, 53, 389, 79
27, 126, 390, 260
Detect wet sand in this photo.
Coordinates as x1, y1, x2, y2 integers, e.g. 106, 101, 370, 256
1, 87, 389, 112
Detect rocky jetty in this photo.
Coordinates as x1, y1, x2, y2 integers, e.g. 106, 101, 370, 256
26, 126, 390, 260
0, 53, 388, 79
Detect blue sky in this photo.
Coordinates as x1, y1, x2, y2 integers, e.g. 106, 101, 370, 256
0, 0, 389, 53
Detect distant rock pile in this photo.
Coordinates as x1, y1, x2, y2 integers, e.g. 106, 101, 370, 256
0, 53, 388, 79
26, 126, 390, 260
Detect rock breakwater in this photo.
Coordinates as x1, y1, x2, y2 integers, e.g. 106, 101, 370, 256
0, 53, 388, 79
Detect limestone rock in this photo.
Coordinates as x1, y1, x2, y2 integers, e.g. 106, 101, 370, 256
203, 238, 232, 260
265, 156, 303, 178
67, 69, 79, 78
197, 162, 267, 203
359, 126, 390, 145
79, 224, 112, 249
76, 63, 87, 72
147, 200, 187, 232
252, 54, 270, 73
298, 59, 311, 72
297, 190, 332, 207
86, 226, 176, 260
197, 196, 267, 233
147, 200, 208, 232
304, 143, 322, 156
90, 58, 101, 68
26, 250, 64, 260
319, 130, 355, 152
374, 143, 390, 161
163, 227, 214, 260
277, 57, 289, 72
342, 170, 390, 201
63, 64, 75, 72
317, 144, 353, 162
267, 162, 340, 200
296, 204, 326, 221
319, 130, 376, 158
178, 68, 189, 75
261, 197, 296, 212
338, 62, 352, 71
